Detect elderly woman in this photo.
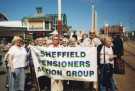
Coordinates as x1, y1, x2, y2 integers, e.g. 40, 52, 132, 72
97, 36, 116, 91
8, 36, 27, 91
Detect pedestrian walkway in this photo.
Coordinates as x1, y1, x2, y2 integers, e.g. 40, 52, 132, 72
0, 73, 7, 91
114, 64, 135, 91
114, 41, 135, 91
124, 41, 135, 69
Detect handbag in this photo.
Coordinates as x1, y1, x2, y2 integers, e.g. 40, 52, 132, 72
113, 57, 125, 74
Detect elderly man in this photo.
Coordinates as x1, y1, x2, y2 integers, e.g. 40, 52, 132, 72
80, 32, 101, 48
49, 34, 61, 48
49, 34, 63, 91
89, 32, 101, 47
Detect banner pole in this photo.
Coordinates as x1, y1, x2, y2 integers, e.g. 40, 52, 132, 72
29, 59, 41, 91
35, 75, 41, 91
32, 65, 41, 91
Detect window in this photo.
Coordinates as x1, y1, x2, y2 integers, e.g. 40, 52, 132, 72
45, 21, 49, 29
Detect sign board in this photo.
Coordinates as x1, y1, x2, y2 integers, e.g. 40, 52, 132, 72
30, 46, 97, 82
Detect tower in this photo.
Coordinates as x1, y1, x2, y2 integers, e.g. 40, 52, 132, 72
91, 5, 97, 33
57, 0, 62, 35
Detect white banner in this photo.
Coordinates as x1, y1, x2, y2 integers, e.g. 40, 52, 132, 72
30, 46, 97, 82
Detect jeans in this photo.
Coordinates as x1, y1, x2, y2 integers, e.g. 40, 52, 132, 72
99, 64, 116, 91
8, 69, 14, 91
100, 78, 116, 91
9, 67, 25, 91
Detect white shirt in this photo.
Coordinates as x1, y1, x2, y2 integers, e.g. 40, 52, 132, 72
8, 45, 27, 68
81, 37, 101, 47
81, 38, 94, 47
100, 46, 114, 64
92, 37, 102, 47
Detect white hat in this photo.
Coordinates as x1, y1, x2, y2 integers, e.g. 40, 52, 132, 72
50, 30, 58, 35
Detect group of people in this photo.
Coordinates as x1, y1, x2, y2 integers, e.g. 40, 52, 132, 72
2, 31, 124, 91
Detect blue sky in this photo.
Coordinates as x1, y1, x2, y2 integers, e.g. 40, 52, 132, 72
0, 0, 135, 31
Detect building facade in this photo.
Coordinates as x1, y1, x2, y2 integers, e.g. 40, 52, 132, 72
47, 14, 67, 31
0, 7, 69, 41
22, 13, 68, 38
100, 25, 123, 36
0, 13, 26, 44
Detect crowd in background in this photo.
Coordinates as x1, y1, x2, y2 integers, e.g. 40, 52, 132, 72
0, 31, 124, 91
